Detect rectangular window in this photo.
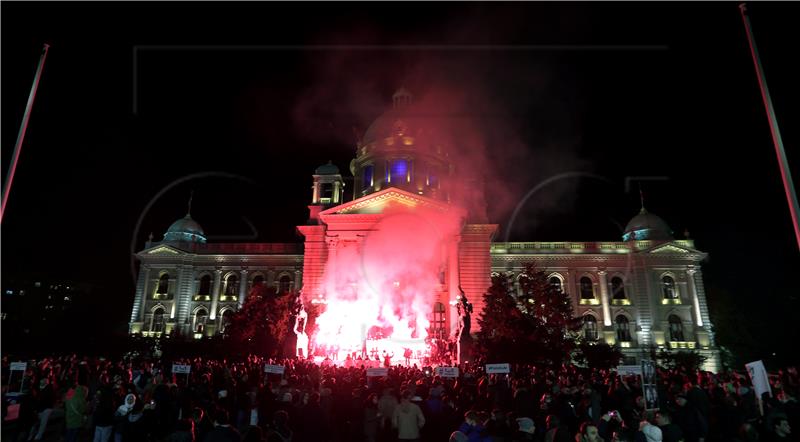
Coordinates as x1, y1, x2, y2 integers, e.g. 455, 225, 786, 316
390, 159, 408, 184
363, 165, 374, 189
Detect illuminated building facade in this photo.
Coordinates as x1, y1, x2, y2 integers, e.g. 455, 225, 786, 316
130, 89, 720, 370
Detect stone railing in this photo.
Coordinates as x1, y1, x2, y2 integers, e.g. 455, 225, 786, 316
491, 242, 632, 254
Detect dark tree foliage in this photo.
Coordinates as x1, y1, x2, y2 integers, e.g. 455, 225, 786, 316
574, 342, 624, 370
658, 349, 708, 373
477, 263, 583, 366
224, 284, 300, 357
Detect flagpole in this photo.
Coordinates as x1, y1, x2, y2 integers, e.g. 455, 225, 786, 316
1, 43, 50, 223
739, 4, 800, 251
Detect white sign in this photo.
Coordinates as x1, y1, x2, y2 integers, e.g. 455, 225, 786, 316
264, 364, 285, 375
485, 363, 510, 374
616, 365, 643, 377
746, 360, 773, 399
435, 367, 459, 378
9, 362, 26, 371
172, 364, 191, 374
366, 368, 389, 377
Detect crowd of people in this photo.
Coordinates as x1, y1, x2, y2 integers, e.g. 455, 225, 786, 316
2, 354, 798, 442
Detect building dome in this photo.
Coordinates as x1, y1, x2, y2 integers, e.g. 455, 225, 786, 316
315, 161, 340, 175
163, 214, 207, 243
622, 208, 673, 241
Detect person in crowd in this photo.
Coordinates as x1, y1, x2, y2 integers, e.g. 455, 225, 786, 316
65, 378, 88, 442
393, 389, 426, 442
654, 410, 682, 442
204, 407, 242, 442
575, 422, 604, 442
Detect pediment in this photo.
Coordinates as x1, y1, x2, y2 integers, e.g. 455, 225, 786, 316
649, 244, 691, 254
143, 244, 183, 255
319, 187, 454, 216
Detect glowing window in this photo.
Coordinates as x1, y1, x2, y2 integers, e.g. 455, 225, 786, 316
156, 274, 170, 295
662, 276, 678, 299
549, 276, 563, 293
668, 314, 684, 341
611, 277, 626, 299
432, 302, 446, 339
194, 308, 208, 333
363, 165, 374, 188
225, 275, 239, 296
583, 315, 598, 340
615, 315, 631, 342
390, 159, 408, 184
580, 277, 595, 299
151, 307, 166, 333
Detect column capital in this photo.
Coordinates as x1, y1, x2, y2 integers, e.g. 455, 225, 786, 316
240, 268, 249, 273
597, 269, 607, 276
214, 268, 223, 274
686, 267, 697, 275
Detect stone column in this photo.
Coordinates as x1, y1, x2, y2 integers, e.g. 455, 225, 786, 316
140, 267, 153, 321
311, 178, 320, 204
687, 268, 703, 327
238, 269, 249, 308
209, 269, 222, 320
598, 270, 612, 326
333, 181, 341, 204
294, 270, 302, 290
130, 264, 151, 328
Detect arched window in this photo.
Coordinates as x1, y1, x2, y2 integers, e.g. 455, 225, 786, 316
194, 308, 208, 333
583, 315, 598, 341
156, 274, 170, 295
198, 275, 212, 296
151, 307, 166, 333
432, 302, 446, 339
549, 276, 563, 293
662, 276, 678, 299
252, 275, 265, 287
611, 277, 626, 299
220, 309, 234, 334
224, 275, 239, 297
668, 314, 684, 341
580, 277, 595, 300
615, 315, 631, 342
279, 275, 293, 294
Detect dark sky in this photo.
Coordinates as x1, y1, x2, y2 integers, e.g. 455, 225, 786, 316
2, 2, 798, 362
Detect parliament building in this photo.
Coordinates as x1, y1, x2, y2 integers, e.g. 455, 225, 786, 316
129, 89, 721, 371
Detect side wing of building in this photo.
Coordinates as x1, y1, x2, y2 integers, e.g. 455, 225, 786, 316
130, 241, 303, 338
491, 239, 720, 372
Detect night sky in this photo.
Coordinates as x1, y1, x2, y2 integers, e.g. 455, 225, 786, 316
2, 2, 798, 364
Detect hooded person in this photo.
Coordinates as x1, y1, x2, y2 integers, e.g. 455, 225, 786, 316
515, 417, 536, 441
639, 421, 663, 442
113, 394, 137, 442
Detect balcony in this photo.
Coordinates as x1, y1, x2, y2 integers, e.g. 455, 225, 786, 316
220, 295, 238, 302
193, 295, 211, 302
152, 293, 173, 300
580, 298, 600, 305
612, 299, 631, 306
669, 341, 696, 349
661, 298, 682, 305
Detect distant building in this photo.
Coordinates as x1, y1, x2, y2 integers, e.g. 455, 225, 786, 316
2, 278, 90, 327
130, 89, 720, 370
